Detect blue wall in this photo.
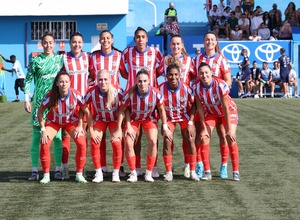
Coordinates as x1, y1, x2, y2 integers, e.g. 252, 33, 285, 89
0, 15, 127, 100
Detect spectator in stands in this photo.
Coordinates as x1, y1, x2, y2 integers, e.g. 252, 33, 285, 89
230, 25, 243, 40
156, 23, 168, 55
270, 10, 283, 31
204, 0, 213, 20
284, 2, 297, 21
269, 3, 282, 20
269, 29, 279, 41
164, 2, 178, 23
258, 62, 272, 98
166, 19, 181, 36
250, 6, 263, 34
288, 67, 299, 98
279, 20, 292, 40
249, 29, 261, 41
288, 13, 299, 27
223, 6, 231, 19
263, 12, 272, 31
208, 5, 221, 31
215, 16, 229, 40
269, 61, 282, 98
234, 5, 243, 19
250, 61, 260, 98
258, 22, 270, 40
230, 0, 241, 13
227, 11, 239, 32
218, 0, 226, 13
238, 13, 250, 38
241, 0, 254, 13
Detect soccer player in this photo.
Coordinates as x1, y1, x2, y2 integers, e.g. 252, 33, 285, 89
38, 71, 93, 184
85, 70, 124, 183
89, 30, 127, 177
193, 32, 232, 179
112, 69, 172, 183
156, 34, 197, 178
193, 62, 240, 181
278, 48, 292, 98
122, 27, 163, 177
24, 32, 64, 181
61, 32, 91, 179
159, 64, 199, 181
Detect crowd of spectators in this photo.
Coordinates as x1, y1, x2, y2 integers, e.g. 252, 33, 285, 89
207, 1, 299, 41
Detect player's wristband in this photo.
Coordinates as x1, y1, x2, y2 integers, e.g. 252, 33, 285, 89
24, 94, 30, 102
188, 120, 194, 125
162, 124, 168, 131
40, 127, 46, 132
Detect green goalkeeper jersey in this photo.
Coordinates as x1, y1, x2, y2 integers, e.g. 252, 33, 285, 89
24, 53, 63, 126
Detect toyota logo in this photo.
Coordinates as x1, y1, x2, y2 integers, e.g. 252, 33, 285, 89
221, 44, 250, 63
255, 43, 281, 63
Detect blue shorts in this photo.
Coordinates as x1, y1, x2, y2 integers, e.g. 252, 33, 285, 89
280, 74, 289, 83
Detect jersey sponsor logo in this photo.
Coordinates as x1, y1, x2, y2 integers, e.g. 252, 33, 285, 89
255, 43, 281, 63
221, 43, 250, 63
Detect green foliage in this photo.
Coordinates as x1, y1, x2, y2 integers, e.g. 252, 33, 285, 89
0, 99, 300, 220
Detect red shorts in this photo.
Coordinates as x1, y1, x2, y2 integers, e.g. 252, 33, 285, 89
205, 112, 238, 127
167, 120, 188, 131
45, 121, 76, 133
127, 120, 158, 132
93, 121, 117, 133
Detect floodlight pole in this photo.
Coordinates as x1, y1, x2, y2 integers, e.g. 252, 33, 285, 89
145, 0, 157, 27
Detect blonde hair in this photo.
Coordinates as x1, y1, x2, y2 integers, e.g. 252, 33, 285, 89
165, 55, 182, 67
97, 69, 115, 110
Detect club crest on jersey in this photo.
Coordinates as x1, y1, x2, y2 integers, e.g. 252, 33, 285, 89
112, 61, 117, 67
69, 104, 75, 109
180, 97, 186, 103
148, 102, 153, 107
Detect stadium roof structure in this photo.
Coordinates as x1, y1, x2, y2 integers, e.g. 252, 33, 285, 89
0, 0, 128, 16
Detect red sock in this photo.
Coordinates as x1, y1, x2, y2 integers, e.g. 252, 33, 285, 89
182, 141, 189, 164
196, 143, 202, 163
229, 143, 239, 171
62, 136, 71, 164
40, 140, 52, 173
100, 136, 107, 168
220, 144, 229, 164
121, 137, 125, 164
146, 155, 156, 172
112, 140, 122, 169
163, 155, 173, 172
136, 155, 141, 169
188, 154, 196, 171
90, 139, 101, 169
126, 155, 136, 172
74, 136, 87, 173
201, 144, 210, 171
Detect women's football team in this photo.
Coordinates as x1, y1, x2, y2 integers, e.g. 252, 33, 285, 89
25, 29, 240, 184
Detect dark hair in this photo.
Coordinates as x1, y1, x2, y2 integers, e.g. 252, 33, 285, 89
49, 71, 70, 110
198, 62, 211, 72
128, 68, 149, 96
42, 32, 55, 42
70, 31, 83, 41
10, 55, 16, 60
99, 30, 122, 53
166, 64, 181, 75
134, 27, 148, 37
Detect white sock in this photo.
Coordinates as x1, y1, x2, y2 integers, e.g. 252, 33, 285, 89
62, 163, 68, 169
55, 166, 61, 172
32, 167, 38, 172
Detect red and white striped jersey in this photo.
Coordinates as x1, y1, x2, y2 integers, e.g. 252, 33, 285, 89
89, 49, 127, 87
193, 77, 236, 116
62, 52, 89, 96
193, 52, 231, 80
157, 55, 197, 85
159, 81, 194, 122
122, 86, 163, 121
122, 46, 163, 91
42, 88, 86, 125
85, 85, 123, 122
